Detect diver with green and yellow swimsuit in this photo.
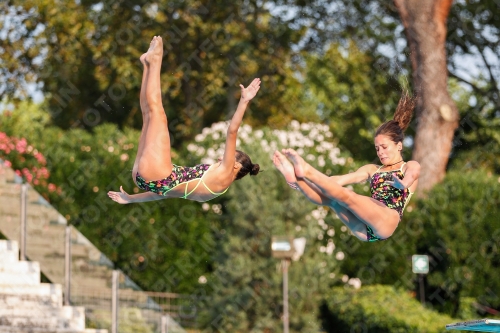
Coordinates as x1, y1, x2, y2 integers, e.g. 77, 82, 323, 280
108, 36, 260, 204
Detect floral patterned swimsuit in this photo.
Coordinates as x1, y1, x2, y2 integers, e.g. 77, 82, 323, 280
135, 163, 228, 201
367, 163, 413, 242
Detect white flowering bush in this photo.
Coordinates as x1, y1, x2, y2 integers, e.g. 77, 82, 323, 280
186, 120, 347, 170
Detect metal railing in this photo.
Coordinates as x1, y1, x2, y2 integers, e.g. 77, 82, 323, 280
0, 161, 201, 333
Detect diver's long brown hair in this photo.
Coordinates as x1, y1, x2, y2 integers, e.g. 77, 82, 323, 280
375, 91, 417, 143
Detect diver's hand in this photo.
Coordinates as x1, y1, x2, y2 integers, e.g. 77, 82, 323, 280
240, 78, 261, 102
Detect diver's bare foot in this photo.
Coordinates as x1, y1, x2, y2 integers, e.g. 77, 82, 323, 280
145, 36, 163, 65
273, 151, 297, 183
283, 148, 308, 179
143, 37, 156, 65
140, 53, 147, 66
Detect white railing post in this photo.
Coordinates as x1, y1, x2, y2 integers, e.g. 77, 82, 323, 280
111, 270, 119, 333
282, 259, 289, 333
161, 315, 169, 333
64, 225, 71, 305
20, 184, 27, 261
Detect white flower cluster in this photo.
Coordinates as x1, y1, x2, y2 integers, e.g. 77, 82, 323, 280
310, 207, 337, 256
347, 277, 362, 289
189, 122, 233, 164
187, 120, 346, 167
340, 274, 362, 289
271, 120, 345, 166
320, 241, 335, 255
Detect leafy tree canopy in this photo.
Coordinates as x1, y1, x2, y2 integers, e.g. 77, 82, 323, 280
1, 0, 313, 141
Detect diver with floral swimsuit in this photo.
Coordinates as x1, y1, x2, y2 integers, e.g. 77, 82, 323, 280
366, 162, 414, 241
108, 36, 261, 204
135, 164, 228, 202
274, 92, 420, 242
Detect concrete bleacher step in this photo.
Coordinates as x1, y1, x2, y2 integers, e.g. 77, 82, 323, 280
0, 270, 40, 286
0, 183, 21, 196
0, 327, 107, 333
0, 240, 19, 252
0, 251, 18, 263
0, 315, 83, 330
0, 305, 85, 329
71, 263, 111, 275
70, 285, 148, 300
0, 284, 62, 297
0, 285, 63, 309
70, 278, 110, 291
0, 243, 55, 284
0, 295, 62, 310
0, 240, 19, 263
0, 260, 40, 273
0, 167, 183, 333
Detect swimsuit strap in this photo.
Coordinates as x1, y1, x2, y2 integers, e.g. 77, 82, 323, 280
183, 178, 203, 199
399, 162, 407, 173
199, 164, 229, 196
182, 164, 213, 199
374, 162, 406, 174
370, 165, 385, 182
182, 164, 228, 199
201, 179, 229, 196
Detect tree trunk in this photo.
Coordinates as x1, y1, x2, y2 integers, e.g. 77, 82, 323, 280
394, 0, 459, 193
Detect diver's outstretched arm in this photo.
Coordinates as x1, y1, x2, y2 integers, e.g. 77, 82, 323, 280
220, 78, 261, 170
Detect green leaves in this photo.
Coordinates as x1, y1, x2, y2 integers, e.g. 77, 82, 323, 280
332, 168, 500, 318
302, 42, 402, 160
2, 0, 307, 140
409, 170, 500, 315
322, 285, 454, 333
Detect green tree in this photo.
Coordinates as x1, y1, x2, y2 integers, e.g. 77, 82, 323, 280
445, 0, 500, 173
1, 0, 313, 141
447, 0, 500, 113
409, 170, 500, 317
302, 42, 403, 160
448, 78, 500, 174
275, 0, 500, 191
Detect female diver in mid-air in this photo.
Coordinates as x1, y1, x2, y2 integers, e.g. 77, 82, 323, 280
273, 94, 420, 242
108, 36, 261, 204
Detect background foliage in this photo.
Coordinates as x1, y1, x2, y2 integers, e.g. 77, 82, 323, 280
320, 285, 455, 333
1, 0, 500, 331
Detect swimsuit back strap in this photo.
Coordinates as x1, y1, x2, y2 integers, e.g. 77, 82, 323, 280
181, 164, 214, 199
182, 178, 203, 199
375, 165, 384, 173
200, 164, 229, 196
399, 162, 407, 173
201, 179, 229, 195
182, 164, 227, 199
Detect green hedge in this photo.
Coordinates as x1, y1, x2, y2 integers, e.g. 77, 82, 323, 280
321, 285, 455, 333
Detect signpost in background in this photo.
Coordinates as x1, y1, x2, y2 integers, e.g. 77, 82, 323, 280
412, 255, 429, 305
